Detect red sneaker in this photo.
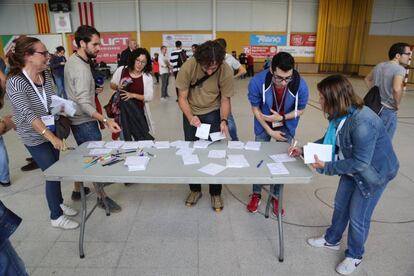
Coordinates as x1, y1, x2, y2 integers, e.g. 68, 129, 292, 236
247, 193, 261, 213
272, 198, 285, 217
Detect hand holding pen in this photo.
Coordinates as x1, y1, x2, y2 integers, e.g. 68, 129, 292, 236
288, 139, 302, 157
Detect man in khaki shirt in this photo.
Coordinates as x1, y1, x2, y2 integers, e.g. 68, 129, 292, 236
176, 40, 234, 212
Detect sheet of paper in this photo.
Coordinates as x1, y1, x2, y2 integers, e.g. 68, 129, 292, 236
105, 141, 125, 149
172, 141, 190, 148
266, 162, 289, 175
209, 131, 226, 142
87, 141, 106, 149
154, 141, 170, 149
303, 143, 332, 164
89, 148, 112, 156
198, 163, 227, 176
228, 141, 244, 149
121, 142, 140, 150
195, 123, 211, 140
176, 148, 195, 156
124, 156, 150, 171
182, 154, 200, 165
208, 150, 226, 159
193, 140, 213, 149
269, 153, 296, 163
137, 140, 154, 148
244, 141, 261, 151
226, 154, 250, 168
50, 95, 76, 117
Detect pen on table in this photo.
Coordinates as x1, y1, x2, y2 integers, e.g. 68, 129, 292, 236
289, 140, 298, 156
256, 160, 264, 168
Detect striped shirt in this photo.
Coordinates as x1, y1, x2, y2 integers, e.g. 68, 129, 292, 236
6, 71, 55, 146
170, 49, 187, 73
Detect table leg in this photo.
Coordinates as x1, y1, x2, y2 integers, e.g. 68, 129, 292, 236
278, 184, 284, 262
79, 183, 87, 258
265, 184, 273, 219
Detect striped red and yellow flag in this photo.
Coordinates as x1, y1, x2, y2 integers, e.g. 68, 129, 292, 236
34, 3, 51, 34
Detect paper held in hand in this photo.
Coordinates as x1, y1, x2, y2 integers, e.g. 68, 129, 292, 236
303, 143, 332, 164
195, 124, 211, 140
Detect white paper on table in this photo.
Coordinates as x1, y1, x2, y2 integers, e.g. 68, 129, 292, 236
128, 166, 147, 172
121, 142, 140, 150
193, 140, 213, 149
208, 150, 226, 159
266, 162, 289, 175
170, 140, 184, 147
209, 131, 226, 142
50, 95, 76, 117
226, 154, 250, 168
137, 140, 154, 148
244, 141, 261, 151
176, 148, 195, 156
198, 163, 227, 176
104, 141, 125, 149
182, 154, 200, 165
303, 143, 332, 164
269, 153, 296, 163
154, 141, 170, 149
87, 141, 106, 149
173, 141, 190, 148
124, 156, 150, 171
89, 148, 112, 156
228, 141, 244, 149
195, 123, 211, 140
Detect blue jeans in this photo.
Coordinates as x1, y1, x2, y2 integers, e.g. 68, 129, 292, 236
54, 75, 67, 99
25, 142, 63, 220
0, 137, 10, 183
252, 128, 293, 197
325, 175, 386, 259
378, 106, 397, 140
227, 113, 239, 141
0, 239, 28, 276
71, 121, 102, 146
160, 73, 169, 98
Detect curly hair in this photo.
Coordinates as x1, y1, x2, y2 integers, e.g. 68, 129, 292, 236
194, 40, 225, 67
127, 48, 152, 74
7, 36, 41, 77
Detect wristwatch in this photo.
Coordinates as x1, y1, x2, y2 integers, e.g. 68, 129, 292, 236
282, 114, 286, 122
221, 119, 228, 125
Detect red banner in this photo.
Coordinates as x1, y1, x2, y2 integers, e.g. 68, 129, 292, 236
244, 46, 278, 59
68, 32, 132, 64
290, 34, 316, 47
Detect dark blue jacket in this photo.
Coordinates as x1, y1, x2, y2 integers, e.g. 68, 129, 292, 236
0, 201, 22, 244
49, 55, 66, 78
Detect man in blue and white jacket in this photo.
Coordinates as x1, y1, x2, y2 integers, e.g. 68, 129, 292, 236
246, 52, 309, 215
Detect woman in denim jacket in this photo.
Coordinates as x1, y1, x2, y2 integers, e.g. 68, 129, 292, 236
290, 75, 399, 275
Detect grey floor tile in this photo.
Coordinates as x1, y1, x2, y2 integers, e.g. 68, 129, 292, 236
15, 241, 55, 267
31, 267, 75, 276
116, 267, 198, 276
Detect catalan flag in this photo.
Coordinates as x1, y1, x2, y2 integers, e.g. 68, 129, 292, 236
78, 2, 95, 26
34, 3, 51, 34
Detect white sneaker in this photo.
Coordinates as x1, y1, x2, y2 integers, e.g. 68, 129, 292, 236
307, 236, 340, 250
336, 257, 362, 275
51, 215, 79, 230
60, 204, 78, 216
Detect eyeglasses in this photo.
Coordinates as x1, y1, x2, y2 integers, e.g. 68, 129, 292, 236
401, 52, 412, 56
272, 74, 292, 83
135, 59, 147, 65
34, 51, 50, 57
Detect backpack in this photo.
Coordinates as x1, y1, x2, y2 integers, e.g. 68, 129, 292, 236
177, 49, 187, 67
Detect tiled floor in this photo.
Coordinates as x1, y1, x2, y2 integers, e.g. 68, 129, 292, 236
1, 74, 413, 276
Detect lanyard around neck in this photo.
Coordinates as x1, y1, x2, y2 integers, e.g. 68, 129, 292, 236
272, 85, 287, 113
22, 69, 48, 113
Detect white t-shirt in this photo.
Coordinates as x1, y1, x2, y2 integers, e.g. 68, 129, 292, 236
224, 53, 241, 70
158, 54, 170, 74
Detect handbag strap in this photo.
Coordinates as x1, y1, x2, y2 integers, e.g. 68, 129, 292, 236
189, 67, 218, 89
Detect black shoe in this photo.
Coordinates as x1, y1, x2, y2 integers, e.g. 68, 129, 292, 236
0, 181, 11, 187
26, 157, 33, 162
21, 160, 39, 171
71, 187, 91, 201
97, 196, 122, 213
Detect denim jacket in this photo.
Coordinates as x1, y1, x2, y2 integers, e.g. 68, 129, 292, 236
0, 201, 22, 244
323, 106, 399, 198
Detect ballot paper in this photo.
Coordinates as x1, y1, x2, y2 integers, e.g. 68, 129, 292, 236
228, 141, 244, 149
303, 143, 332, 164
198, 163, 227, 176
87, 141, 106, 149
50, 95, 76, 117
266, 162, 289, 175
182, 154, 200, 165
244, 141, 261, 151
176, 148, 195, 156
121, 142, 140, 150
193, 140, 213, 149
154, 141, 170, 149
105, 141, 125, 149
269, 153, 296, 163
137, 140, 154, 148
171, 140, 190, 148
124, 156, 150, 171
226, 154, 250, 168
89, 148, 112, 156
195, 123, 211, 140
209, 131, 226, 142
208, 150, 226, 159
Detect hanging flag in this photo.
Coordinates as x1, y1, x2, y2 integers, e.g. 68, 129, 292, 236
34, 3, 51, 34
78, 2, 94, 26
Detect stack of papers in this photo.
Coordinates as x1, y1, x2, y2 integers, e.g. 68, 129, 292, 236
176, 148, 195, 156
208, 150, 226, 159
154, 141, 170, 149
87, 141, 106, 149
245, 141, 261, 151
105, 141, 125, 149
193, 140, 213, 149
195, 123, 211, 140
198, 163, 226, 176
303, 143, 332, 164
89, 148, 112, 156
266, 163, 289, 175
182, 154, 200, 165
226, 154, 250, 168
50, 95, 76, 117
137, 140, 154, 148
124, 156, 150, 171
210, 131, 226, 142
269, 153, 296, 163
228, 141, 244, 149
121, 142, 140, 150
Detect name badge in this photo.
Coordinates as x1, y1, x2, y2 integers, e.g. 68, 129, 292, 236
41, 115, 55, 132
272, 121, 284, 128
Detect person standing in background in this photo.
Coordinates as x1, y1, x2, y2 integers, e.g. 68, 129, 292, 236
119, 39, 138, 67
159, 46, 171, 101
49, 46, 67, 99
152, 53, 160, 84
170, 40, 188, 102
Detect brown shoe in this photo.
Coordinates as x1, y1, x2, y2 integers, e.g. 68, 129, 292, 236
185, 191, 202, 207
21, 160, 39, 171
211, 195, 224, 212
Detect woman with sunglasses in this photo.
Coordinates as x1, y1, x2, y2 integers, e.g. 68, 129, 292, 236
6, 37, 79, 230
289, 75, 399, 275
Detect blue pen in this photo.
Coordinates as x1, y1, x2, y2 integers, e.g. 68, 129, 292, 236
256, 160, 264, 168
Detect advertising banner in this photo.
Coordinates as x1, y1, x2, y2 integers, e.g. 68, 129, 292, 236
1, 34, 62, 56
250, 34, 287, 46
277, 46, 315, 57
289, 34, 317, 47
243, 46, 278, 59
162, 34, 212, 47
